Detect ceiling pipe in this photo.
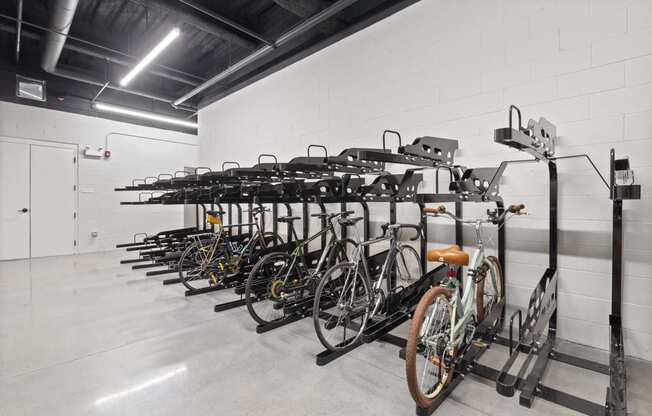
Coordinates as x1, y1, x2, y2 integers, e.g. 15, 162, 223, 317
141, 0, 257, 51
176, 0, 272, 45
0, 13, 206, 83
0, 13, 205, 83
51, 66, 197, 112
173, 0, 359, 107
41, 0, 79, 74
35, 0, 196, 112
15, 0, 22, 63
0, 22, 198, 86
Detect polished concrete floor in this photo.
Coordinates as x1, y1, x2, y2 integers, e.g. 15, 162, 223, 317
0, 251, 650, 415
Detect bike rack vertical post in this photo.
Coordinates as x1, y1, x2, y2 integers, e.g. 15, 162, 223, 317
361, 199, 370, 259
199, 204, 207, 231
548, 161, 558, 336
302, 201, 309, 240
318, 202, 327, 250
284, 203, 293, 242
236, 203, 243, 235
418, 200, 427, 274
496, 199, 506, 323
248, 203, 253, 236
454, 201, 463, 283
272, 203, 278, 242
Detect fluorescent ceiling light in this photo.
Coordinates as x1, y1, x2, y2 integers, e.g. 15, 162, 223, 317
120, 28, 180, 86
94, 102, 198, 129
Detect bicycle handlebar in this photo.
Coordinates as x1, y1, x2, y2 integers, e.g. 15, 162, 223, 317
381, 223, 422, 241
423, 203, 526, 223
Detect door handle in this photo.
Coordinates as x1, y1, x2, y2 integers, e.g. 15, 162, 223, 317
19, 208, 28, 213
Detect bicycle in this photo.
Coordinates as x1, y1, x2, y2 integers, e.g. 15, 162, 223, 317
244, 211, 357, 326
312, 219, 422, 352
178, 207, 283, 291
405, 203, 525, 408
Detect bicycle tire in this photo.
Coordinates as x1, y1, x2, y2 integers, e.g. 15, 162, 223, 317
475, 255, 504, 323
313, 262, 371, 352
394, 244, 422, 282
245, 252, 293, 326
405, 286, 455, 408
178, 240, 224, 291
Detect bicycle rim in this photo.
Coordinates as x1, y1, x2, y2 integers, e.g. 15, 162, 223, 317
245, 252, 293, 325
313, 263, 370, 351
406, 287, 455, 407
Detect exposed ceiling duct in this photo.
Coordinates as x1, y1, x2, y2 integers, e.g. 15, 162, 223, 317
0, 23, 200, 87
40, 0, 79, 74
38, 0, 196, 111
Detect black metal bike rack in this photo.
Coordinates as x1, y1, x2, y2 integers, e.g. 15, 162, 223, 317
482, 106, 637, 416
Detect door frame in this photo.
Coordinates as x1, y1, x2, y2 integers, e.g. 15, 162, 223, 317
0, 136, 79, 256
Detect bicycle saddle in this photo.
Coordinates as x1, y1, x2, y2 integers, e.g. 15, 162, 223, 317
338, 217, 363, 226
278, 216, 301, 223
427, 244, 469, 266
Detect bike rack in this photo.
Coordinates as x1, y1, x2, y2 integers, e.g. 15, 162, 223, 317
483, 106, 636, 416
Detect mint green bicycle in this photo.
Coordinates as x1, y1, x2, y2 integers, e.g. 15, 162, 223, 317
405, 203, 525, 407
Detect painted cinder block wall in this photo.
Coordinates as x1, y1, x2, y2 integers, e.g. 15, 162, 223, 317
0, 101, 199, 253
198, 0, 652, 360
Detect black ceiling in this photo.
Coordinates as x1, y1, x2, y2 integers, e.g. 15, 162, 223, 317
0, 0, 418, 133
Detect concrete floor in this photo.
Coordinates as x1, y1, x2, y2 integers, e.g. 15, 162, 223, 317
0, 251, 650, 416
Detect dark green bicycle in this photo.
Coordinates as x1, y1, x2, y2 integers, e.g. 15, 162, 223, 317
244, 211, 357, 326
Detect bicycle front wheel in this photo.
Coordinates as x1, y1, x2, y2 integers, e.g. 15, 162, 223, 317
178, 240, 223, 291
394, 244, 422, 282
476, 255, 504, 324
405, 286, 455, 408
313, 262, 371, 352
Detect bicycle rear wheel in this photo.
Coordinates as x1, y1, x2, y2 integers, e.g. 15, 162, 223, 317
405, 287, 456, 408
312, 263, 370, 352
326, 238, 358, 269
245, 252, 294, 326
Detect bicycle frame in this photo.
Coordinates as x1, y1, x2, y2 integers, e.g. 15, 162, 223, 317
193, 213, 267, 270
280, 220, 340, 285
427, 220, 493, 351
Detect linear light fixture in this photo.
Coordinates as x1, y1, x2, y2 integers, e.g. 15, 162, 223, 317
94, 102, 198, 129
120, 28, 180, 86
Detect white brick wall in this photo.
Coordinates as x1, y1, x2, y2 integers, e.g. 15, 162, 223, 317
0, 102, 198, 253
198, 0, 652, 361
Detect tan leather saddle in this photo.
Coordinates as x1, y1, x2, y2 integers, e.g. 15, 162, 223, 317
426, 244, 469, 266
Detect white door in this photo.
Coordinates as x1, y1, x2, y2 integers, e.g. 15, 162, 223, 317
0, 141, 31, 260
30, 145, 76, 257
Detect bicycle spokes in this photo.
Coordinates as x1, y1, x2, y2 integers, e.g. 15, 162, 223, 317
314, 263, 370, 351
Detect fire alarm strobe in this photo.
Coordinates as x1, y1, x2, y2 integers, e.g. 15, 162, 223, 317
104, 149, 111, 158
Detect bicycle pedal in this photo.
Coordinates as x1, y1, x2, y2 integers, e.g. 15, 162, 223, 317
471, 340, 487, 348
